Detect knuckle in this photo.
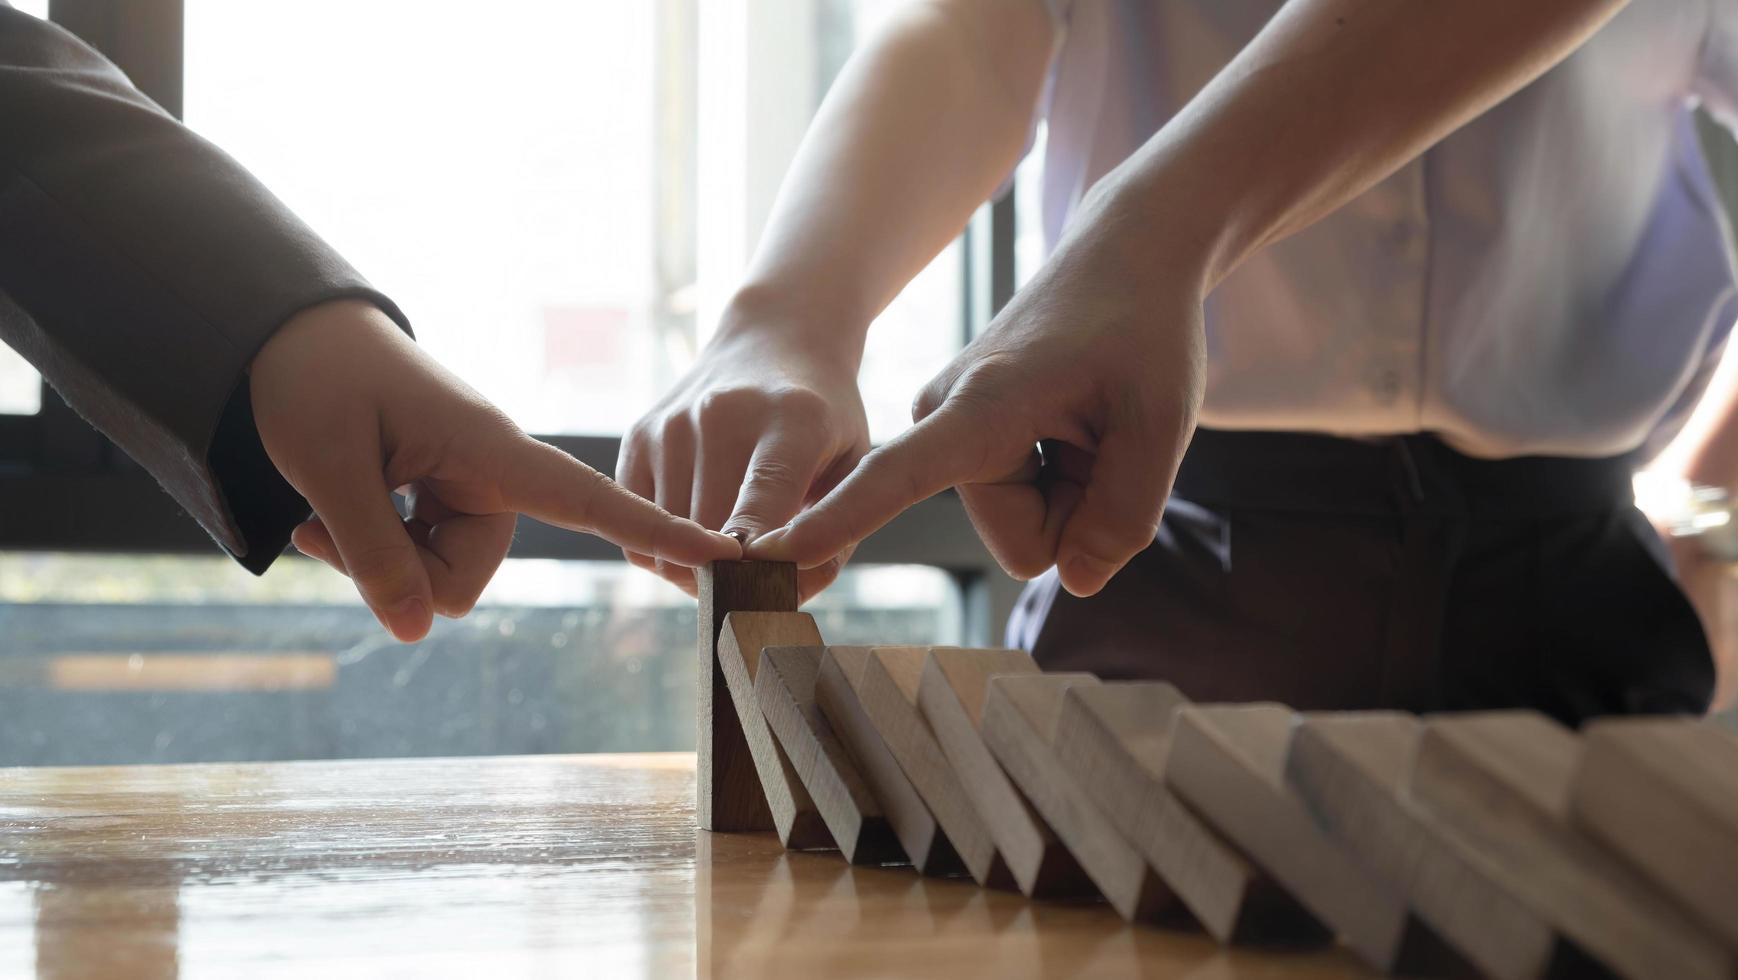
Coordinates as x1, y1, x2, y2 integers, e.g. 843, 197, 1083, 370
341, 542, 419, 594
694, 386, 759, 428
744, 455, 804, 493
766, 384, 827, 417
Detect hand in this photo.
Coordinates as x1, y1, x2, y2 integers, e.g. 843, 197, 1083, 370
1652, 516, 1738, 713
752, 185, 1206, 597
250, 299, 741, 642
618, 300, 871, 602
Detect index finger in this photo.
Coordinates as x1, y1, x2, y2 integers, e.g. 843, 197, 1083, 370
501, 437, 742, 567
749, 405, 980, 568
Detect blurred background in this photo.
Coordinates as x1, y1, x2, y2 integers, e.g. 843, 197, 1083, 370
0, 0, 1052, 766
1, 0, 1735, 766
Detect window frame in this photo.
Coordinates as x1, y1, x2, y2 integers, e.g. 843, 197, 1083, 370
0, 0, 1027, 644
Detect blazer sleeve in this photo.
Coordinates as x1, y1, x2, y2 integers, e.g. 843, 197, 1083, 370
0, 7, 412, 573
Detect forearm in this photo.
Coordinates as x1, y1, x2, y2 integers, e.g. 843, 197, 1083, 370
724, 0, 1052, 364
1095, 0, 1626, 289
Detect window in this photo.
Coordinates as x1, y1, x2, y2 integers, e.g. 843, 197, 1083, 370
0, 1, 1010, 766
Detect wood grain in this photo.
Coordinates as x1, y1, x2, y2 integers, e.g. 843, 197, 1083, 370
697, 560, 797, 832
714, 611, 834, 850
815, 646, 964, 875
1287, 712, 1568, 979
1166, 704, 1466, 975
854, 647, 1009, 886
756, 645, 905, 865
1055, 682, 1326, 946
1411, 712, 1733, 980
916, 648, 1094, 899
1570, 718, 1738, 950
981, 673, 1183, 924
0, 753, 1379, 978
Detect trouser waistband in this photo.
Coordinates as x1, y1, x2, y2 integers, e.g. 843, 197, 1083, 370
1170, 429, 1639, 518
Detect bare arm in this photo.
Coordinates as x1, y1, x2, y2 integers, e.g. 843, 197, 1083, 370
758, 0, 1630, 598
620, 0, 1054, 600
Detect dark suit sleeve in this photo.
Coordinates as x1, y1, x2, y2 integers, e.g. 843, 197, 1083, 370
0, 7, 412, 573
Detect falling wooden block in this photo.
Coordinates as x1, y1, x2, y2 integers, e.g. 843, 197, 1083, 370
755, 645, 906, 865
1411, 712, 1733, 980
1166, 704, 1468, 975
714, 611, 834, 850
980, 672, 1182, 923
814, 646, 965, 876
916, 648, 1093, 899
1287, 712, 1569, 979
697, 561, 797, 832
1570, 719, 1738, 950
1054, 682, 1327, 946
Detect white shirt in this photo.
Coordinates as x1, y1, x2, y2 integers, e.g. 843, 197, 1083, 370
1036, 0, 1738, 458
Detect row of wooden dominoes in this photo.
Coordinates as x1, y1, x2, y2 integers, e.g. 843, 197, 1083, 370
694, 562, 1738, 980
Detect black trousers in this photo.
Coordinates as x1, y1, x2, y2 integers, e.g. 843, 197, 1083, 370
1009, 429, 1715, 726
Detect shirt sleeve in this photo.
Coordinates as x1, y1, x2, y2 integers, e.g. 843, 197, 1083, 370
1697, 1, 1738, 129
0, 7, 411, 573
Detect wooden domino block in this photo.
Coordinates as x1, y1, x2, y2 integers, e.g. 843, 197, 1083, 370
1166, 704, 1467, 975
916, 648, 1093, 899
1054, 682, 1326, 945
1411, 712, 1733, 980
858, 647, 1007, 885
697, 561, 797, 832
714, 611, 834, 850
980, 673, 1182, 924
814, 646, 965, 876
755, 645, 906, 865
1287, 712, 1565, 979
1570, 719, 1738, 950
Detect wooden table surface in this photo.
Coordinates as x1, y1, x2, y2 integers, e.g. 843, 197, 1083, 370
0, 753, 1370, 978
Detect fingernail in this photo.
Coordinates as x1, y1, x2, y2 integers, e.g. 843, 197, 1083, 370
384, 596, 430, 641
1062, 555, 1115, 597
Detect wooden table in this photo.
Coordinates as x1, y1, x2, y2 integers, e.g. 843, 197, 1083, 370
0, 753, 1368, 978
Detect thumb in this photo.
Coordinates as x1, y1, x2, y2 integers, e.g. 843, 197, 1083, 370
1054, 400, 1188, 597
722, 426, 831, 543
298, 450, 436, 642
751, 403, 981, 568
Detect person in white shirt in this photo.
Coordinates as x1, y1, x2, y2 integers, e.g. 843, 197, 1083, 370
623, 0, 1738, 722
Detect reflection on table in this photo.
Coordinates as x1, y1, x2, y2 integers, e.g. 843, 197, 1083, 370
0, 753, 1368, 978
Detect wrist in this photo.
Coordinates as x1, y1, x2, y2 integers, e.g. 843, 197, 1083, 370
713, 284, 868, 375
253, 299, 406, 375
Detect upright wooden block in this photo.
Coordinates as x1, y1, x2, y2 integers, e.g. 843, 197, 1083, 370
1570, 719, 1738, 950
916, 648, 1093, 898
1411, 712, 1733, 980
1054, 682, 1326, 945
814, 646, 964, 876
1287, 712, 1565, 979
981, 673, 1182, 924
697, 561, 797, 832
755, 645, 906, 865
715, 612, 834, 850
1166, 704, 1465, 975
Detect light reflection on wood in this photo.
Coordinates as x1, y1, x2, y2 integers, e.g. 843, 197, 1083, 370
0, 753, 1370, 978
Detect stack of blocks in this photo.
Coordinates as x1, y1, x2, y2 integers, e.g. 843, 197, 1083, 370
697, 561, 1738, 979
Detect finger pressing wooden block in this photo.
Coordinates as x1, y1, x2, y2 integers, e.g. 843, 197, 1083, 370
697, 561, 797, 832
814, 646, 965, 876
1166, 704, 1467, 975
715, 611, 834, 850
1570, 718, 1738, 950
1055, 682, 1326, 946
916, 648, 1094, 899
1287, 712, 1565, 979
1412, 712, 1734, 980
981, 673, 1183, 924
756, 645, 906, 865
